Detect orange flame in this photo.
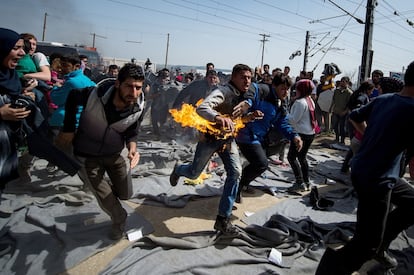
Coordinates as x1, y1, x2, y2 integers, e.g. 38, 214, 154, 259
169, 100, 245, 139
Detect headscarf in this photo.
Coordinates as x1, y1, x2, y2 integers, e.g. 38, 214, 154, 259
295, 79, 315, 98
379, 77, 404, 94
0, 28, 22, 96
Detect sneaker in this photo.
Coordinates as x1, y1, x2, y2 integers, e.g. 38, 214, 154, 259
269, 159, 283, 165
169, 163, 180, 187
374, 250, 398, 270
287, 183, 306, 194
214, 215, 238, 235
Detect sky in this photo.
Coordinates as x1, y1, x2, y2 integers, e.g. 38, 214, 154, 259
1, 0, 413, 82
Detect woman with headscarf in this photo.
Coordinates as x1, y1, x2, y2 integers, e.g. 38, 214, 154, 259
286, 79, 317, 193
0, 28, 32, 186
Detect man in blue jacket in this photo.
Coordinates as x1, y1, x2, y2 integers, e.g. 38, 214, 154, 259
236, 74, 302, 203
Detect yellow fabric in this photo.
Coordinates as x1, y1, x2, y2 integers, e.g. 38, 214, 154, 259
183, 172, 211, 185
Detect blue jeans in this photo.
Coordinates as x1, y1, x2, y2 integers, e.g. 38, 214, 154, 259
175, 137, 242, 218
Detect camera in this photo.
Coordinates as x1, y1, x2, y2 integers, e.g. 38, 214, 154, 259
20, 77, 30, 88
10, 98, 30, 109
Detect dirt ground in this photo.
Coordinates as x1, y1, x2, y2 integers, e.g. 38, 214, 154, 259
62, 135, 345, 275
63, 186, 292, 274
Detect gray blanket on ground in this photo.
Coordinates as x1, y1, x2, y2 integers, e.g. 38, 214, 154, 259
0, 159, 153, 275
128, 139, 351, 208
101, 188, 414, 275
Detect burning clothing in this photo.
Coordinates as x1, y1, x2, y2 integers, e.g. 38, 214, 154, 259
172, 78, 218, 109
173, 81, 255, 218
196, 82, 254, 122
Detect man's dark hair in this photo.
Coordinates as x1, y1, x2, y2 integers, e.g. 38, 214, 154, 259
61, 54, 81, 65
206, 62, 214, 68
371, 69, 384, 77
117, 63, 144, 83
232, 64, 251, 75
108, 64, 118, 71
206, 69, 217, 76
341, 76, 350, 83
272, 74, 292, 87
405, 61, 414, 86
49, 52, 63, 63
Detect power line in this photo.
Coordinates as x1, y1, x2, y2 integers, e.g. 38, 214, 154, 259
106, 0, 257, 35
162, 0, 264, 34
327, 0, 364, 24
382, 0, 414, 27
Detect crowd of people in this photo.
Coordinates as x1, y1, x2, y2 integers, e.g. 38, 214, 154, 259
1, 26, 414, 274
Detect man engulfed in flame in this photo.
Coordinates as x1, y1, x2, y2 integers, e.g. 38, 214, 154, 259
169, 64, 262, 234
169, 99, 247, 140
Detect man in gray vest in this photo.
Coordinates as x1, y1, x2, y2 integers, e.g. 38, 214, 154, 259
57, 63, 145, 240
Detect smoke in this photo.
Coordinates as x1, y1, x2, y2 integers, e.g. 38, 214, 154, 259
3, 0, 95, 46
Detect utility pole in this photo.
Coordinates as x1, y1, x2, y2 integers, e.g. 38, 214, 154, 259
259, 33, 270, 69
42, 12, 48, 41
90, 33, 107, 48
303, 31, 310, 72
164, 33, 170, 69
359, 0, 376, 84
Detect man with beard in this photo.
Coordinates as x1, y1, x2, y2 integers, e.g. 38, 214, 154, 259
56, 63, 145, 240
169, 64, 255, 234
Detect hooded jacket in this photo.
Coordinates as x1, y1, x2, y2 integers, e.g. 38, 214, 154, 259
236, 83, 298, 145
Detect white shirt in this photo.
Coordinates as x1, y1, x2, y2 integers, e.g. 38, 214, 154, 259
288, 97, 314, 135
32, 52, 50, 68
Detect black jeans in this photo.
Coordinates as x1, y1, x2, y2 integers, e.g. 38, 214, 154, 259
238, 143, 268, 188
344, 177, 414, 271
287, 133, 314, 184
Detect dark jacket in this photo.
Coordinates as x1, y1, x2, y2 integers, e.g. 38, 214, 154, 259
63, 80, 145, 157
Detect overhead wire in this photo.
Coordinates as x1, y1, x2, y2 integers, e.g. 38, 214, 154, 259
107, 0, 258, 35
382, 0, 414, 28
310, 0, 364, 72
102, 0, 412, 71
